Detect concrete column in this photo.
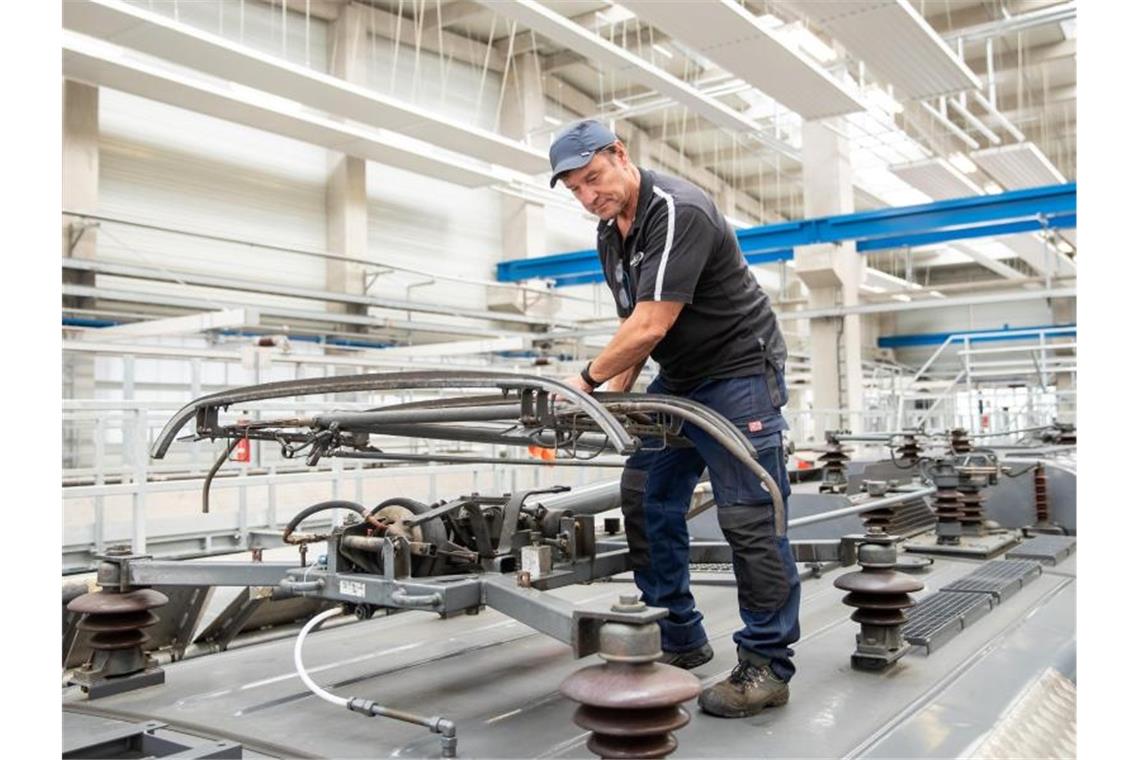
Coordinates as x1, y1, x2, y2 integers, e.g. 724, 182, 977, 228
1050, 296, 1076, 423
494, 50, 548, 315
326, 4, 368, 330
794, 119, 865, 437
62, 80, 100, 468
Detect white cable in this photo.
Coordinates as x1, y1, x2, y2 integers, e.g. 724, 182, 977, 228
293, 607, 348, 708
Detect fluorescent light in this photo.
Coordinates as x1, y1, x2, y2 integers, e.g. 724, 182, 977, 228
543, 115, 562, 126
982, 181, 1003, 194
891, 293, 913, 302
930, 290, 947, 299
1056, 240, 1074, 254
651, 43, 674, 59
948, 152, 977, 174
609, 98, 631, 111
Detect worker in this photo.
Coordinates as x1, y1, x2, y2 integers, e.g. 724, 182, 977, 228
552, 120, 799, 718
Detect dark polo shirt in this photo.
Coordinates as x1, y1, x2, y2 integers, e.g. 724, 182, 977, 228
597, 168, 787, 393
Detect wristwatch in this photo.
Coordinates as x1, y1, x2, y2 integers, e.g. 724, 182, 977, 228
580, 362, 603, 389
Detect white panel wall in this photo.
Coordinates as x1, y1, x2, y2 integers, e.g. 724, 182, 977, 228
96, 89, 330, 310
365, 164, 503, 313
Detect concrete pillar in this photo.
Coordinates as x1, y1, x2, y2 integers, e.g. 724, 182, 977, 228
326, 5, 368, 330
494, 50, 548, 315
794, 119, 865, 437
62, 80, 100, 468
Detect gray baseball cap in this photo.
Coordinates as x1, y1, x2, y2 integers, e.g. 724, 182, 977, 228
548, 120, 617, 188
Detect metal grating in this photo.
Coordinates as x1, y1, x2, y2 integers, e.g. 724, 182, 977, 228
941, 559, 1042, 603
902, 590, 994, 654
1007, 535, 1076, 566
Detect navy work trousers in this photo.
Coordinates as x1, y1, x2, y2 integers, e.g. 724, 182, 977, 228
620, 373, 801, 681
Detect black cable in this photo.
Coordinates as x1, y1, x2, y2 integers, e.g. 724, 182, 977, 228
202, 437, 241, 514
282, 500, 370, 544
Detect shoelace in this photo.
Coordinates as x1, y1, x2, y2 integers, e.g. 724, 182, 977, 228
728, 661, 766, 687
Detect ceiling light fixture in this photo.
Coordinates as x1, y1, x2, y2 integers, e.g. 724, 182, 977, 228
651, 43, 674, 59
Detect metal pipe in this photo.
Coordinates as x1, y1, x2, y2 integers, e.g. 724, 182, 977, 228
948, 98, 1001, 145
787, 488, 936, 529
920, 101, 981, 150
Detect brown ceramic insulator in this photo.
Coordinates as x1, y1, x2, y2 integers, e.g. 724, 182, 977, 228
67, 588, 168, 664
895, 435, 922, 467
561, 661, 700, 759
949, 428, 972, 454
957, 488, 984, 529
1034, 465, 1050, 523
818, 441, 850, 492
860, 506, 893, 531
933, 486, 963, 523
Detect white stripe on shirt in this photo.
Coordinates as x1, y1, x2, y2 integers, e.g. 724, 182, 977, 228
651, 186, 675, 300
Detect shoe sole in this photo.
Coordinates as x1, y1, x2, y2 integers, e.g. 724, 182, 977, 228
697, 690, 789, 718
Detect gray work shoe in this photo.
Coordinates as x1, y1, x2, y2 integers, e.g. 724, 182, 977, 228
657, 642, 714, 670
698, 660, 789, 718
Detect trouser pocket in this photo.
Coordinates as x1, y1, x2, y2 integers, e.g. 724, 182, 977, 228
620, 467, 650, 570
717, 503, 790, 610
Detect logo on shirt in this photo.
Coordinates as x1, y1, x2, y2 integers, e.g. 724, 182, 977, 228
747, 420, 764, 433
630, 251, 645, 267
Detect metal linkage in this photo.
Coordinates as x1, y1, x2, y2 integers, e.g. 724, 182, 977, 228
560, 595, 701, 759
832, 530, 924, 671
150, 371, 640, 460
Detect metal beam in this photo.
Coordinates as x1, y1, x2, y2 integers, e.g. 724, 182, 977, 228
376, 337, 530, 358
77, 308, 260, 342
499, 184, 1076, 284
791, 287, 1074, 319
879, 323, 1076, 348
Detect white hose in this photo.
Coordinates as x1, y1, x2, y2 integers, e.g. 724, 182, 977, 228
293, 607, 348, 708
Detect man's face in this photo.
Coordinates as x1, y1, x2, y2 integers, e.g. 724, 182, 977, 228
561, 147, 632, 220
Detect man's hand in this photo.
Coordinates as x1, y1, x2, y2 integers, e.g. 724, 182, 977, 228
561, 373, 596, 397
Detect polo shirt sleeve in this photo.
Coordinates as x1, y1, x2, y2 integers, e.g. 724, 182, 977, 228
635, 194, 717, 304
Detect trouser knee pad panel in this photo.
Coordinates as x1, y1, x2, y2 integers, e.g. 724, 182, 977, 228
620, 467, 650, 570
717, 504, 790, 610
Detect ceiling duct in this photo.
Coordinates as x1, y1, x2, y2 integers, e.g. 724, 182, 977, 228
890, 158, 983, 200
474, 0, 768, 135
972, 143, 1067, 189
778, 0, 981, 99
619, 0, 865, 119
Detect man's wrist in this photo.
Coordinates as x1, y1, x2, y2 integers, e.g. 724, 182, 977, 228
580, 361, 603, 389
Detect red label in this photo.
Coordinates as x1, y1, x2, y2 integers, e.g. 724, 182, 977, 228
232, 437, 250, 463
748, 420, 764, 433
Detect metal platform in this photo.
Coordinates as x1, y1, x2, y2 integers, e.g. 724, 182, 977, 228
1007, 535, 1077, 566
62, 552, 1076, 759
